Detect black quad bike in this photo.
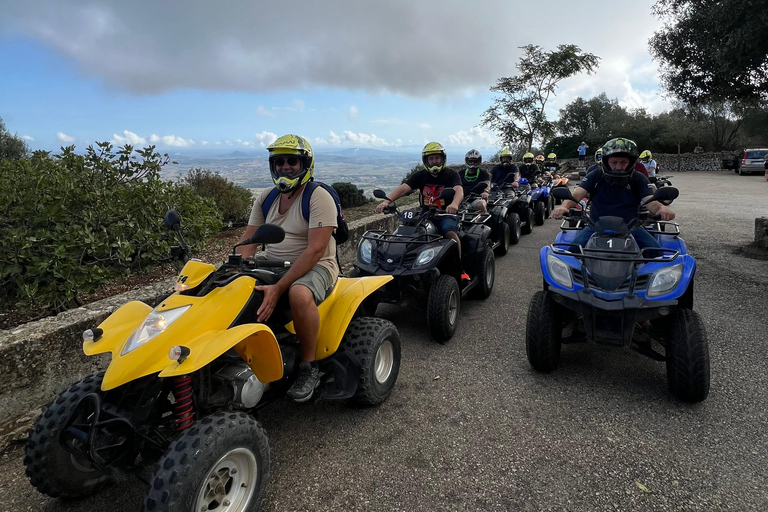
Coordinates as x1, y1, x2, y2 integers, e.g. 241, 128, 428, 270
488, 173, 534, 237
24, 212, 401, 511
458, 183, 517, 256
351, 188, 495, 342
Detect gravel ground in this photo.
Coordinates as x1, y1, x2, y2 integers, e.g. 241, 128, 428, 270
1, 171, 766, 512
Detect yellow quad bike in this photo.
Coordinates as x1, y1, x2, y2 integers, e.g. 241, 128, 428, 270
23, 211, 400, 512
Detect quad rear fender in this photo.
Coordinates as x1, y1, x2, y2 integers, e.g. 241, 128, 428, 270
286, 275, 393, 360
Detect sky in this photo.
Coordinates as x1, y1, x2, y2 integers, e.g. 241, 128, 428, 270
0, 0, 672, 153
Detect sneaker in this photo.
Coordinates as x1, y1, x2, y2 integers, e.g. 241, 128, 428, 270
287, 361, 319, 403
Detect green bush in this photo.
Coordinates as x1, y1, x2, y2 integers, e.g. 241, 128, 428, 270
183, 168, 254, 227
331, 182, 367, 208
0, 143, 221, 311
401, 164, 422, 184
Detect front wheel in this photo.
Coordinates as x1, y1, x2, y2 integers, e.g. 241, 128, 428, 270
24, 373, 111, 499
666, 309, 710, 402
525, 291, 562, 372
507, 212, 521, 245
494, 221, 511, 256
145, 412, 270, 512
340, 317, 401, 405
427, 274, 460, 342
521, 207, 535, 235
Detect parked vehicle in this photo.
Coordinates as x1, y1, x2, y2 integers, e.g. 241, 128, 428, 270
526, 186, 710, 402
24, 211, 401, 511
735, 148, 768, 175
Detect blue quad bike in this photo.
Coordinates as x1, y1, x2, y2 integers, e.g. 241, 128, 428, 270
351, 188, 495, 342
526, 186, 710, 402
529, 173, 555, 226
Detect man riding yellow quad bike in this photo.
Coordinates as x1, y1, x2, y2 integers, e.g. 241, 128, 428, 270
23, 213, 401, 512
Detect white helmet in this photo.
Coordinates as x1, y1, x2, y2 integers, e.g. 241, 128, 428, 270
464, 149, 482, 169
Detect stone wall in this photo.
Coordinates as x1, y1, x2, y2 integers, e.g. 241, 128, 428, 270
563, 152, 735, 174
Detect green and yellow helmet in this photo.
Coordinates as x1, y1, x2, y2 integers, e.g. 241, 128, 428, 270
267, 134, 314, 194
595, 148, 603, 161
522, 152, 534, 164
499, 149, 514, 167
547, 153, 557, 160
601, 137, 639, 185
640, 150, 652, 163
422, 141, 447, 176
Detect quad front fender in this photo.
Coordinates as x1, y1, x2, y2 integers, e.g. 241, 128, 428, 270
287, 275, 393, 360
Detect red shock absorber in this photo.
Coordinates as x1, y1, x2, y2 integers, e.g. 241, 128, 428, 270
173, 376, 194, 431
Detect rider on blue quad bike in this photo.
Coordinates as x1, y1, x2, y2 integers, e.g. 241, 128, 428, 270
551, 138, 675, 253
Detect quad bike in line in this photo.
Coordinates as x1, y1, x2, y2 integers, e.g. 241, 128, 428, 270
24, 211, 401, 511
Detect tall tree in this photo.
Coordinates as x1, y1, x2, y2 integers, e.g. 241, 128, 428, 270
649, 0, 768, 105
0, 117, 30, 160
482, 44, 599, 151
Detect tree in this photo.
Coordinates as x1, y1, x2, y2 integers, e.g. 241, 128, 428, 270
687, 102, 746, 151
0, 117, 30, 160
482, 44, 600, 151
331, 182, 367, 208
183, 168, 254, 226
649, 0, 768, 105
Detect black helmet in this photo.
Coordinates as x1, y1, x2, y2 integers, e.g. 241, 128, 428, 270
600, 137, 639, 186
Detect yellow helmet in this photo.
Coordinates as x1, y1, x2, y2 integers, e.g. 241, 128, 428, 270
523, 152, 534, 164
640, 150, 652, 163
499, 149, 514, 167
547, 153, 557, 160
267, 134, 314, 194
595, 148, 603, 161
535, 154, 545, 163
422, 141, 447, 176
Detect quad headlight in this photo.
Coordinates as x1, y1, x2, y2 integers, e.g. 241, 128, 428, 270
413, 247, 438, 269
547, 253, 573, 289
358, 239, 374, 264
122, 305, 191, 355
647, 263, 683, 297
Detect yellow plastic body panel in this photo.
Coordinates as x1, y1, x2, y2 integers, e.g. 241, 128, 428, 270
176, 260, 216, 289
84, 275, 283, 391
286, 275, 393, 360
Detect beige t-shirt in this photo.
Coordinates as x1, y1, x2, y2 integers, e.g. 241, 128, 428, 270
248, 186, 339, 280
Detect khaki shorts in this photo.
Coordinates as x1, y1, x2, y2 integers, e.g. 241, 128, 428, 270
257, 257, 335, 304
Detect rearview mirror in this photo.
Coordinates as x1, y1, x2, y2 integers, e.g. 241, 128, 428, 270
651, 186, 679, 205
163, 210, 181, 230
436, 188, 456, 202
236, 224, 286, 248
551, 187, 574, 202
373, 189, 388, 199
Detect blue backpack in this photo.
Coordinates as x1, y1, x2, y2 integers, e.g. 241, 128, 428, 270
261, 180, 349, 244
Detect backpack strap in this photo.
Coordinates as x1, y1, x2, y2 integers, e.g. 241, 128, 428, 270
299, 181, 319, 223
260, 187, 281, 220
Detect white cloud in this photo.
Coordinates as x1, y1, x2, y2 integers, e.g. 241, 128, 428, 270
348, 105, 358, 122
315, 130, 398, 148
21, 135, 34, 141
0, 0, 668, 102
257, 104, 275, 117
448, 126, 497, 146
255, 131, 278, 147
148, 134, 194, 147
56, 131, 76, 143
110, 130, 146, 146
200, 140, 209, 146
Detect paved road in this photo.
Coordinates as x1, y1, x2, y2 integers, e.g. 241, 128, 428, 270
2, 171, 766, 511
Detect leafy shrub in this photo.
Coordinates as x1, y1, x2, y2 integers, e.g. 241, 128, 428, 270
331, 182, 367, 208
0, 143, 221, 311
183, 168, 254, 227
401, 164, 422, 184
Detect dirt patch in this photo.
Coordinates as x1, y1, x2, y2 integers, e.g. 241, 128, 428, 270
733, 242, 768, 261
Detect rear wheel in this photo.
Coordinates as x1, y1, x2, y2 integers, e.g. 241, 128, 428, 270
525, 291, 562, 372
340, 317, 401, 405
494, 222, 511, 256
507, 212, 521, 245
666, 309, 710, 403
427, 274, 460, 342
24, 373, 111, 499
472, 246, 495, 299
145, 412, 270, 512
534, 201, 546, 226
521, 207, 535, 235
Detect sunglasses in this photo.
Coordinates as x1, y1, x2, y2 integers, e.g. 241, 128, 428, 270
272, 157, 300, 167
